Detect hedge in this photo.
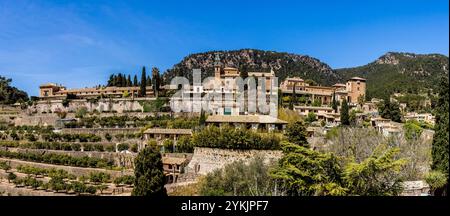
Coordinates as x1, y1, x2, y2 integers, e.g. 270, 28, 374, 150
191, 126, 281, 150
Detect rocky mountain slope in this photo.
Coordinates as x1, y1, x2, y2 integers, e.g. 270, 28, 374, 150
163, 49, 340, 86
163, 49, 448, 101
335, 52, 449, 99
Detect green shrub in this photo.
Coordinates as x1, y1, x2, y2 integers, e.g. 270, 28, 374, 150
191, 126, 280, 150
117, 143, 129, 152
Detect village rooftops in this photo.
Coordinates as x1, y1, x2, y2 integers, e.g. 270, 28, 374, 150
294, 106, 334, 111
39, 83, 61, 87
223, 67, 238, 70
56, 86, 152, 94
162, 156, 188, 165
371, 117, 391, 122
143, 128, 193, 135
285, 77, 304, 82
206, 115, 288, 124
332, 83, 346, 87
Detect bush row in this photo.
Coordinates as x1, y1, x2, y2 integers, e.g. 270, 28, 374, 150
0, 150, 114, 169
0, 141, 116, 152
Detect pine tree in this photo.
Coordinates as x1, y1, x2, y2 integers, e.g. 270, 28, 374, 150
132, 146, 167, 196
389, 102, 402, 123
431, 76, 449, 196
379, 99, 402, 122
380, 99, 391, 119
140, 67, 147, 97
133, 75, 139, 86
340, 98, 350, 125
285, 121, 309, 147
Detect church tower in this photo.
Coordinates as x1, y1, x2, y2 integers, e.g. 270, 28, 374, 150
214, 53, 222, 80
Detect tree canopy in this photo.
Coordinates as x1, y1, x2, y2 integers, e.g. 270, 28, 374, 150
431, 76, 449, 196
0, 76, 28, 104
132, 146, 167, 196
284, 121, 308, 147
340, 98, 350, 125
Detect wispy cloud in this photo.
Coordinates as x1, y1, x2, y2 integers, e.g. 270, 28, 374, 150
56, 34, 97, 46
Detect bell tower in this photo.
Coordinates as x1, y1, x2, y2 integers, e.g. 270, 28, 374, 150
214, 53, 222, 80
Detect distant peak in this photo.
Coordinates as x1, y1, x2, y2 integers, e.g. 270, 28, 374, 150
376, 52, 401, 65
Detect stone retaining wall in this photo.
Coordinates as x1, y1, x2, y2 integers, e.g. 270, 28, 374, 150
14, 114, 59, 126
186, 147, 283, 175
31, 98, 154, 114
61, 128, 141, 136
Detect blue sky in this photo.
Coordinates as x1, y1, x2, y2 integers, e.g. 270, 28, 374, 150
0, 0, 448, 96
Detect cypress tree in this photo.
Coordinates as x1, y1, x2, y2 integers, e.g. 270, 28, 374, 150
127, 75, 132, 87
133, 75, 139, 86
431, 77, 449, 196
121, 73, 127, 87
152, 67, 160, 96
147, 75, 152, 86
289, 83, 297, 110
117, 73, 124, 87
140, 67, 147, 97
199, 109, 207, 126
107, 74, 114, 86
340, 98, 350, 125
132, 146, 167, 196
240, 65, 248, 79
332, 92, 338, 112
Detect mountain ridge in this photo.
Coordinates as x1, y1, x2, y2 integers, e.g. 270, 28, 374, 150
162, 49, 448, 100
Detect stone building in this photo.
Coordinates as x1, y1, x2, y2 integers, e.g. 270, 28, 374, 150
293, 106, 337, 123
170, 53, 278, 116
280, 76, 366, 106
404, 112, 435, 125
205, 115, 287, 132
39, 83, 154, 99
143, 128, 193, 146
162, 156, 189, 184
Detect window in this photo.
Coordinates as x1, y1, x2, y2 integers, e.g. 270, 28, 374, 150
168, 164, 173, 169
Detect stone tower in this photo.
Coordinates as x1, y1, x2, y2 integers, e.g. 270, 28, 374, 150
214, 53, 222, 80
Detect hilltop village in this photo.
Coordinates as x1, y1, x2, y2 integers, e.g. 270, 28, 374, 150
0, 54, 445, 196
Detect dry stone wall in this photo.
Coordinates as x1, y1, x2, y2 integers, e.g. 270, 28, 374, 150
186, 147, 283, 175
30, 98, 158, 114
14, 114, 59, 126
